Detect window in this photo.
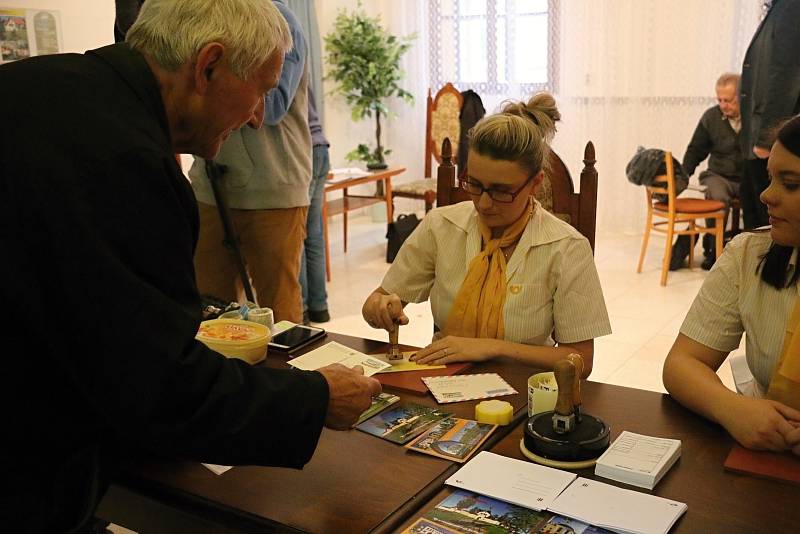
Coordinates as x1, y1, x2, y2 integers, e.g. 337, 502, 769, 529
429, 0, 558, 95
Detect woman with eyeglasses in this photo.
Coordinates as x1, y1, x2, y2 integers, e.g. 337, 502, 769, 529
663, 114, 800, 455
361, 93, 611, 376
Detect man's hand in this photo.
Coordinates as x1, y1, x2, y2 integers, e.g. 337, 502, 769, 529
719, 396, 800, 452
753, 145, 771, 159
317, 364, 382, 430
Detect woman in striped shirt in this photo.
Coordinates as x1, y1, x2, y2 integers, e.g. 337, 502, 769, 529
362, 93, 611, 377
663, 114, 800, 455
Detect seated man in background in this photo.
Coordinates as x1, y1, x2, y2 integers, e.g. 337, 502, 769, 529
671, 72, 744, 271
663, 114, 800, 456
0, 1, 379, 531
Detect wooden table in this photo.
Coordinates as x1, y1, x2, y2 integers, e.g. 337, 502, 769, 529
322, 167, 406, 281
97, 336, 800, 533
97, 332, 533, 534
397, 380, 800, 533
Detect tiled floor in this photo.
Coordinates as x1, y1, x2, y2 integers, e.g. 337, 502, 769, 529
319, 208, 739, 394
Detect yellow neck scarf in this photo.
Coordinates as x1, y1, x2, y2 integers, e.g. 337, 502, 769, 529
767, 294, 800, 410
444, 198, 533, 339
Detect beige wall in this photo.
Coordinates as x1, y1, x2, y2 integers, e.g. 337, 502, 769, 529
6, 0, 114, 53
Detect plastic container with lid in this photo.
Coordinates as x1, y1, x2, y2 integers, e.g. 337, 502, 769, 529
195, 319, 271, 364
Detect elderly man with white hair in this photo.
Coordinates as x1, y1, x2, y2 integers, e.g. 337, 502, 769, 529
0, 1, 380, 532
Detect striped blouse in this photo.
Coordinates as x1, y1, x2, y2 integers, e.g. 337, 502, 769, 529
681, 231, 799, 394
381, 200, 612, 346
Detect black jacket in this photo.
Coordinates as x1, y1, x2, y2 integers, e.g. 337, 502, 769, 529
626, 147, 689, 200
682, 106, 743, 179
0, 44, 328, 532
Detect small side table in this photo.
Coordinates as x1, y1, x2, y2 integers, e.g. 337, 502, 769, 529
322, 167, 406, 281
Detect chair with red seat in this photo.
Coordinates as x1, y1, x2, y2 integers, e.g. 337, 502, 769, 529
636, 151, 726, 286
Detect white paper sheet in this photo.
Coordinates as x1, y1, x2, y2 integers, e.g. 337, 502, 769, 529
287, 341, 391, 376
549, 477, 687, 534
327, 167, 371, 184
202, 463, 233, 475
422, 373, 517, 403
445, 452, 576, 511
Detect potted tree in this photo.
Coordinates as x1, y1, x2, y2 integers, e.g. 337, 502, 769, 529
324, 4, 415, 170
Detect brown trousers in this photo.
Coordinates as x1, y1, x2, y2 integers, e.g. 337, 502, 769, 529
195, 201, 308, 324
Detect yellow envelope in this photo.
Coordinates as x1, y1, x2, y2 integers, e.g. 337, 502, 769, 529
374, 351, 446, 374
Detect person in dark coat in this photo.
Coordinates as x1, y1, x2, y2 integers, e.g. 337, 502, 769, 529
739, 0, 800, 229
0, 1, 380, 532
113, 0, 144, 42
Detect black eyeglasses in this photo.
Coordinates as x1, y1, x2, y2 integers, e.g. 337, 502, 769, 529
458, 174, 534, 203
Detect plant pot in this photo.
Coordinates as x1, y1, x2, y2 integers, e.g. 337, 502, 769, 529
367, 162, 388, 170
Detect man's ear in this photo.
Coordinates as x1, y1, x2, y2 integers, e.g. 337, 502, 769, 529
193, 42, 225, 95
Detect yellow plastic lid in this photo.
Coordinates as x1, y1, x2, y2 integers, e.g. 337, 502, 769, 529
475, 400, 513, 425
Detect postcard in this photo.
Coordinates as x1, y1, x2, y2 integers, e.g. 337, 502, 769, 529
406, 418, 496, 463
287, 341, 390, 376
422, 373, 517, 403
355, 393, 401, 426
445, 452, 576, 511
356, 402, 452, 444
548, 477, 687, 534
402, 489, 613, 534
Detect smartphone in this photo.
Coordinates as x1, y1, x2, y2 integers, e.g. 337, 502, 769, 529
268, 324, 326, 352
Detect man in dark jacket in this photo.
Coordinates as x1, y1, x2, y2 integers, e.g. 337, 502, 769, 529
0, 1, 380, 532
671, 73, 744, 270
739, 0, 800, 229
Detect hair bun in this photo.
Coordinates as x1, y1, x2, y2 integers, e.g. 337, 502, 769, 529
501, 92, 559, 142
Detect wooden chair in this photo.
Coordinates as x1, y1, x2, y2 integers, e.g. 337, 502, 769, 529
636, 152, 726, 286
393, 83, 464, 212
436, 138, 599, 253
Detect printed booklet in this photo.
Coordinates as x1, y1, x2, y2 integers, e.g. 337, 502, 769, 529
355, 393, 401, 426
402, 489, 613, 534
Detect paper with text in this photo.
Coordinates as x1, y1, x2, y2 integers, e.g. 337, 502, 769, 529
288, 341, 391, 376
445, 452, 576, 511
549, 477, 687, 534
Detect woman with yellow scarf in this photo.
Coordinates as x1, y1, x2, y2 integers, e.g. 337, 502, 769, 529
663, 114, 800, 456
361, 93, 611, 377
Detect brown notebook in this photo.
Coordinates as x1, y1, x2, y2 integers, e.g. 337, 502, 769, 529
724, 444, 800, 486
375, 362, 472, 394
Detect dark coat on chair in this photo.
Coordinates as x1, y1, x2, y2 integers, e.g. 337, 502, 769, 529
457, 89, 486, 173
626, 147, 689, 200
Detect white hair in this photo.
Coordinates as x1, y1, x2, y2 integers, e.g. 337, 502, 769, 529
126, 0, 292, 80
